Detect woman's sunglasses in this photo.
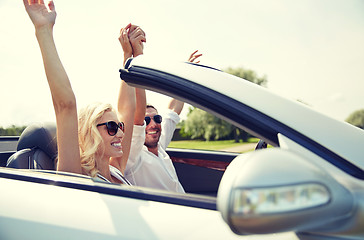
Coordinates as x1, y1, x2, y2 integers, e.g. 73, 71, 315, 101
145, 115, 162, 125
97, 121, 124, 136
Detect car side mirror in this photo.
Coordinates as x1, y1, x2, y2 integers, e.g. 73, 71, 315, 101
217, 148, 354, 235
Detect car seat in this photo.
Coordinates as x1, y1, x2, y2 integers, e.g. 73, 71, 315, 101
6, 122, 57, 170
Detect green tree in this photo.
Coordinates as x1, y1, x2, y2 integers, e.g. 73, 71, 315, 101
181, 67, 267, 142
346, 109, 364, 129
224, 66, 267, 87
0, 125, 27, 136
183, 108, 234, 141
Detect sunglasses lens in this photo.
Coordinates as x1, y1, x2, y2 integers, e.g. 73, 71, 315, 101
97, 121, 124, 136
145, 116, 151, 125
154, 115, 162, 124
145, 115, 162, 125
107, 122, 118, 136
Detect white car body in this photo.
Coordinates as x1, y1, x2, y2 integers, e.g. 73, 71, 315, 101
0, 168, 296, 239
1, 57, 363, 239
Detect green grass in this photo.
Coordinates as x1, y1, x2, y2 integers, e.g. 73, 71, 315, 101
168, 138, 260, 151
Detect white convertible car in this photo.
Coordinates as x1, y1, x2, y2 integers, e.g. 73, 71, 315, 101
0, 56, 363, 240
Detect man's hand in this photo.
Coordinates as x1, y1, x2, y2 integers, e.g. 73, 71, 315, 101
188, 50, 202, 63
128, 25, 146, 57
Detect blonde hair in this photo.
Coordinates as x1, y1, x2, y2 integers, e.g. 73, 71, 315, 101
78, 102, 115, 177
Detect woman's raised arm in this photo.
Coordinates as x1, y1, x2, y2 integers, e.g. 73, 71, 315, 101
23, 0, 81, 174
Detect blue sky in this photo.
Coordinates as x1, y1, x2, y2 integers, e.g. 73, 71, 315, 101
1, 0, 363, 127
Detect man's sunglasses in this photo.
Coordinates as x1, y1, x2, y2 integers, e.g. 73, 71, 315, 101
97, 121, 124, 136
145, 115, 162, 125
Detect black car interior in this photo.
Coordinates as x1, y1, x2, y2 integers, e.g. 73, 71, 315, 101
6, 122, 57, 170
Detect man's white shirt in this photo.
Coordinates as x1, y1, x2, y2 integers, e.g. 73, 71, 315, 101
125, 110, 185, 193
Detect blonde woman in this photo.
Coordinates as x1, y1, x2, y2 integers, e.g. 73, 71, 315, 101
23, 0, 143, 184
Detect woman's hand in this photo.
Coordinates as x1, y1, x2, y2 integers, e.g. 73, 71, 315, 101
23, 0, 56, 30
118, 23, 133, 62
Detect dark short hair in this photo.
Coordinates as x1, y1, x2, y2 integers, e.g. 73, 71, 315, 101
146, 104, 158, 112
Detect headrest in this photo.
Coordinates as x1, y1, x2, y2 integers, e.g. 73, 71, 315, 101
17, 122, 57, 161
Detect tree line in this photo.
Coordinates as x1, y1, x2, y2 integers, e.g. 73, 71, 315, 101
0, 125, 27, 136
